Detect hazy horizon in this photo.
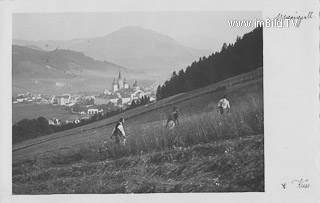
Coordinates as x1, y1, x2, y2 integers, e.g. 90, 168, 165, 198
13, 11, 261, 51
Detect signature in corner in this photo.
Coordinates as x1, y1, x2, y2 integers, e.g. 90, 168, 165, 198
291, 178, 310, 188
275, 11, 314, 27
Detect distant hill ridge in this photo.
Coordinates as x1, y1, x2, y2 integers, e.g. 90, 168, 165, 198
12, 45, 127, 77
12, 45, 130, 95
13, 26, 211, 71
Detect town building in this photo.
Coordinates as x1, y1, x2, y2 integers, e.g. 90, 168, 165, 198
56, 94, 71, 106
93, 71, 148, 107
131, 89, 146, 101
94, 95, 110, 105
16, 98, 28, 103
132, 81, 140, 91
49, 118, 61, 126
103, 89, 112, 95
88, 109, 99, 114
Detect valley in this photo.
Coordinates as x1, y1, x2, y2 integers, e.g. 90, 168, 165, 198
12, 68, 264, 193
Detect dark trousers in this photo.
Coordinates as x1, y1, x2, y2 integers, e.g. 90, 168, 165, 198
219, 107, 228, 115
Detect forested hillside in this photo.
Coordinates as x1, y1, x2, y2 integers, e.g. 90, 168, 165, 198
156, 27, 262, 100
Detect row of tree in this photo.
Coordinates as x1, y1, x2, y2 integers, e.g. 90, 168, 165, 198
49, 108, 124, 134
12, 109, 124, 144
128, 96, 151, 109
156, 27, 263, 100
13, 96, 152, 144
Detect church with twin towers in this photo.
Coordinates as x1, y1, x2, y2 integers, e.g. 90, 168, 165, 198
111, 70, 139, 93
96, 70, 148, 106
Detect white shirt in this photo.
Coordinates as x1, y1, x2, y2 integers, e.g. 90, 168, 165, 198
117, 122, 126, 137
218, 98, 230, 109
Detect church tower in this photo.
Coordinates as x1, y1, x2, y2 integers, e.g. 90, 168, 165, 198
118, 70, 124, 89
112, 78, 118, 92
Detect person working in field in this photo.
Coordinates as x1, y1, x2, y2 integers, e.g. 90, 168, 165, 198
166, 107, 180, 128
110, 118, 126, 145
217, 95, 230, 115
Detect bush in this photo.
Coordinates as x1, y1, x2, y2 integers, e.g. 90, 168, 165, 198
12, 117, 52, 144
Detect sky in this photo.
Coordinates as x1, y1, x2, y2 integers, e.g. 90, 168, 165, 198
13, 11, 261, 50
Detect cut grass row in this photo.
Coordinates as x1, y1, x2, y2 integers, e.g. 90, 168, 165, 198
13, 134, 264, 194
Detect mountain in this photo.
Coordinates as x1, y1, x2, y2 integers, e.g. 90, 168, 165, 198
12, 45, 129, 95
13, 26, 211, 72
12, 45, 128, 77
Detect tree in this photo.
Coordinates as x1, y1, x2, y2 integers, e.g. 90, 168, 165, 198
236, 36, 241, 42
12, 117, 53, 143
117, 98, 123, 106
221, 43, 228, 51
130, 100, 137, 108
156, 85, 162, 100
71, 103, 81, 112
36, 117, 52, 136
141, 96, 150, 105
157, 27, 262, 100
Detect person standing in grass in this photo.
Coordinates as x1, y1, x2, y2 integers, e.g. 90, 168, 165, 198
217, 95, 230, 115
110, 118, 126, 145
166, 107, 180, 128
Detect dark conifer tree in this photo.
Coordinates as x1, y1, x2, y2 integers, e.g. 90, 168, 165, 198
156, 27, 262, 101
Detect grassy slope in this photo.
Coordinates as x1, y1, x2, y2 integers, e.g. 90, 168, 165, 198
12, 68, 264, 193
12, 68, 262, 157
13, 135, 263, 194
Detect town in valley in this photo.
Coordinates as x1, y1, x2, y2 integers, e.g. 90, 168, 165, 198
12, 70, 157, 125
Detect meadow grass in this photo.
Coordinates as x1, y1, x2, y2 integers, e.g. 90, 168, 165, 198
13, 134, 264, 193
12, 78, 264, 194
14, 88, 263, 168
102, 89, 264, 160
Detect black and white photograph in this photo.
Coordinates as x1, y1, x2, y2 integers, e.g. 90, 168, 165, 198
0, 0, 319, 202
11, 10, 264, 194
